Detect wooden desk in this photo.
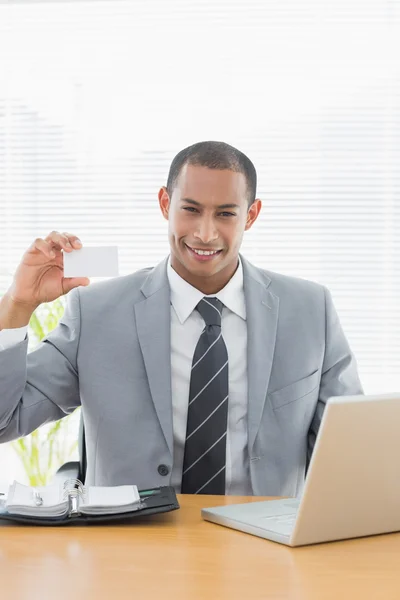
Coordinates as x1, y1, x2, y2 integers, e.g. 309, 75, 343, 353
1, 494, 400, 600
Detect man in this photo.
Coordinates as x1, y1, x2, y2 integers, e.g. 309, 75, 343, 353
0, 141, 363, 496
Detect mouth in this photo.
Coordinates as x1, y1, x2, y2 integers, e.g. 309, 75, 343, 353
184, 244, 223, 262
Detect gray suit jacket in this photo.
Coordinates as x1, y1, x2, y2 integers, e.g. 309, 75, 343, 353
0, 255, 363, 495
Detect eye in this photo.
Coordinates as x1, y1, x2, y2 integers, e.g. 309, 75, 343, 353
183, 207, 198, 213
219, 212, 236, 217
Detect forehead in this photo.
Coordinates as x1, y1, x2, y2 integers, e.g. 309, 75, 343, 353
174, 164, 248, 204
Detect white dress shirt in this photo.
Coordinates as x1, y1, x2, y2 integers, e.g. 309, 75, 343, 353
0, 258, 252, 494
0, 325, 27, 350
167, 257, 251, 494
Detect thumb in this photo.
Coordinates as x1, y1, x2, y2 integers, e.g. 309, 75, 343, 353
62, 277, 90, 294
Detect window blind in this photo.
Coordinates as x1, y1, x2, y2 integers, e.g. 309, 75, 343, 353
0, 1, 399, 465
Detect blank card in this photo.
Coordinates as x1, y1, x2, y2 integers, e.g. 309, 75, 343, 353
63, 246, 119, 278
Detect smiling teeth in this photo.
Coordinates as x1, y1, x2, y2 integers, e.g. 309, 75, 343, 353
192, 248, 219, 256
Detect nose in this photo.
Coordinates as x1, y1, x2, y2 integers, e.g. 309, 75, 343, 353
194, 217, 219, 245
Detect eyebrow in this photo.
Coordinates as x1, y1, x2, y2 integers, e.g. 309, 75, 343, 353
181, 198, 240, 209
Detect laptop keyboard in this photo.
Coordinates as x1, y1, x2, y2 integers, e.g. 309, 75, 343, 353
260, 513, 297, 535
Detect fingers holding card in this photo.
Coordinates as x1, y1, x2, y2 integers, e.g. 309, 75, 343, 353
63, 246, 119, 278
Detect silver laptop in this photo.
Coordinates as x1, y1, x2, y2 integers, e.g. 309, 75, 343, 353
202, 393, 400, 546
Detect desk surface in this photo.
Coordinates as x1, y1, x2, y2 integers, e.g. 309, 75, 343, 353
1, 494, 400, 600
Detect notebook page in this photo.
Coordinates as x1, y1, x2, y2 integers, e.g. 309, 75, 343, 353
5, 481, 68, 516
80, 485, 141, 515
85, 485, 140, 507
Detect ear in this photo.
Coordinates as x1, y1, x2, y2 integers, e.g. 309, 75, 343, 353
245, 199, 262, 231
158, 186, 170, 220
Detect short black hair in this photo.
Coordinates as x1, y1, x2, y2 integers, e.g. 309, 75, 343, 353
166, 140, 257, 207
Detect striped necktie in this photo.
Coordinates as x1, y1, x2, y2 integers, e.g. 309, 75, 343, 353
181, 297, 229, 495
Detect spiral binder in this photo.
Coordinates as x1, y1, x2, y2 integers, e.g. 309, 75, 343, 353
62, 479, 85, 500
62, 478, 86, 515
0, 481, 179, 525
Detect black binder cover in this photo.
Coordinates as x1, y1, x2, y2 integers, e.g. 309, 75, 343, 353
0, 486, 179, 526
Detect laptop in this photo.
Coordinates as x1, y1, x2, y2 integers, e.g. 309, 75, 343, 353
201, 393, 400, 546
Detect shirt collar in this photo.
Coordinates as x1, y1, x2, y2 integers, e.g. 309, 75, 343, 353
167, 255, 247, 325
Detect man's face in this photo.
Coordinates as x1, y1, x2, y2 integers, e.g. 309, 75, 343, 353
158, 164, 261, 292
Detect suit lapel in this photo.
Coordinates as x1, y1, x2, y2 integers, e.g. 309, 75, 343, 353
133, 255, 279, 460
134, 257, 174, 456
242, 256, 280, 453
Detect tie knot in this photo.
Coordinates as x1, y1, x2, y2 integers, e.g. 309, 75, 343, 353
196, 297, 223, 327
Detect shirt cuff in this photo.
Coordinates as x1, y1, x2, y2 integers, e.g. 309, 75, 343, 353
0, 326, 28, 350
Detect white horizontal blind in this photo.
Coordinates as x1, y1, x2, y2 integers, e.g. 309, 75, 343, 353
0, 0, 399, 401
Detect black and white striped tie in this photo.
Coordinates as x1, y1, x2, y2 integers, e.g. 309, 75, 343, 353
181, 297, 229, 495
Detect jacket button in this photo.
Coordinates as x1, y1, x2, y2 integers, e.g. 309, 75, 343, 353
158, 464, 170, 476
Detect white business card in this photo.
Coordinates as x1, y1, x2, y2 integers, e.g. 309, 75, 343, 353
63, 246, 119, 278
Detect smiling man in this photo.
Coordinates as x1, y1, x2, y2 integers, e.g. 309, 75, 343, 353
0, 140, 363, 496
159, 150, 261, 295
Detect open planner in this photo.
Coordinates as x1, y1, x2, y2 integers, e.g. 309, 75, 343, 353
0, 479, 179, 525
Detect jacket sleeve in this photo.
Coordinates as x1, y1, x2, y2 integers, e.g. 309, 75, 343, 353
0, 288, 82, 442
307, 286, 364, 463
